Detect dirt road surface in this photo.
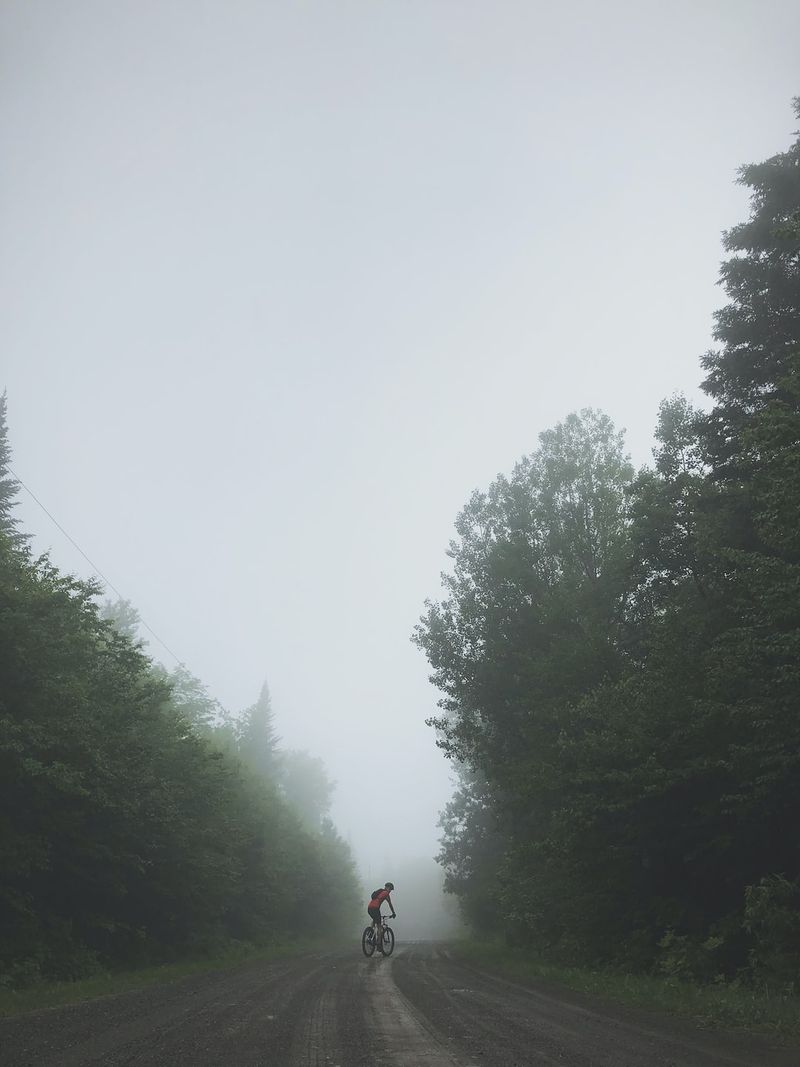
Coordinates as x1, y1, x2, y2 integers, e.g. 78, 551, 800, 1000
1, 943, 796, 1066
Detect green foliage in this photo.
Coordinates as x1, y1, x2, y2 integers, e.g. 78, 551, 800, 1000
0, 393, 26, 546
417, 408, 632, 774
417, 103, 800, 988
451, 940, 800, 1040
237, 681, 281, 779
0, 530, 359, 988
744, 875, 800, 991
656, 930, 727, 985
279, 749, 335, 831
157, 663, 224, 734
99, 597, 142, 642
436, 765, 507, 935
701, 98, 800, 480
416, 408, 635, 956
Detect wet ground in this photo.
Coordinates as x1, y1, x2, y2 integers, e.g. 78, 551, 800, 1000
1, 942, 796, 1066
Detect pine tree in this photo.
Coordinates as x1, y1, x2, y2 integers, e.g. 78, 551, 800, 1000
693, 99, 800, 918
0, 392, 26, 545
237, 681, 281, 780
701, 98, 800, 498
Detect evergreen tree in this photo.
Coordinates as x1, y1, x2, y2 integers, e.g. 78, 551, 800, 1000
237, 681, 281, 780
701, 98, 800, 487
418, 103, 800, 979
0, 411, 361, 984
0, 392, 26, 546
691, 99, 800, 945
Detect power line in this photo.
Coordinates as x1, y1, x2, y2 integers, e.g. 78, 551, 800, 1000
10, 466, 185, 667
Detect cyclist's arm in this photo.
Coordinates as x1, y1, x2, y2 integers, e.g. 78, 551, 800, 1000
387, 894, 396, 918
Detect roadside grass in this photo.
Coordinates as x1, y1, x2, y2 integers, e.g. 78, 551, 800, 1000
0, 936, 348, 1019
448, 940, 800, 1041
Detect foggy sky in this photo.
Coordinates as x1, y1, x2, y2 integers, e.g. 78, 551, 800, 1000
2, 1, 799, 878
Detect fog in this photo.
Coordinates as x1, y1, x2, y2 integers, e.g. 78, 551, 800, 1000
2, 0, 798, 924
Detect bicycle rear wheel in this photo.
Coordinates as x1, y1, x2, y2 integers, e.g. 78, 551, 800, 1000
361, 925, 376, 957
380, 925, 395, 956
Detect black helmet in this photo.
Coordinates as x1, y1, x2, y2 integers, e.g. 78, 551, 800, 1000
385, 881, 395, 891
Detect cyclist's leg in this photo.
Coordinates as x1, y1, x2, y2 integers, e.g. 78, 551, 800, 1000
367, 906, 380, 937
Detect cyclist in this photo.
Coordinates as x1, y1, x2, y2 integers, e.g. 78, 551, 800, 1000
367, 881, 396, 936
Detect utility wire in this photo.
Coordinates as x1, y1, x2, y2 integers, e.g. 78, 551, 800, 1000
10, 466, 185, 667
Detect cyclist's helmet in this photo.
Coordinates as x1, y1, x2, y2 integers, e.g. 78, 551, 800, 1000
385, 881, 395, 891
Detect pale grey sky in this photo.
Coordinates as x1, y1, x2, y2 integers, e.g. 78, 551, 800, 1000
2, 1, 799, 875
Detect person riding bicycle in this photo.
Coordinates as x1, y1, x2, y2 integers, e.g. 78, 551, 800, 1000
367, 881, 396, 934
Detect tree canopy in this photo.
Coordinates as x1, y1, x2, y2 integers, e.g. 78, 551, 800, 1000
0, 477, 360, 987
417, 101, 800, 984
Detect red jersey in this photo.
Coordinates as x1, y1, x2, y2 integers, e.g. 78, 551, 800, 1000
369, 889, 391, 910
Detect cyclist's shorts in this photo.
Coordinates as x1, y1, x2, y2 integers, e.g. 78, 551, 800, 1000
367, 906, 381, 925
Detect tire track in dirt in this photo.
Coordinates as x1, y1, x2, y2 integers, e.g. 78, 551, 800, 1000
2, 943, 798, 1066
391, 946, 799, 1067
363, 953, 469, 1066
0, 954, 331, 1066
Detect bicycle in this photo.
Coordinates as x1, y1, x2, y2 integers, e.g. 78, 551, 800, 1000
361, 915, 395, 957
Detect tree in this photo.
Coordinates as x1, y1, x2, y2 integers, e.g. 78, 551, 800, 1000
0, 413, 361, 986
415, 410, 634, 952
690, 99, 800, 945
99, 597, 142, 642
555, 111, 800, 971
160, 665, 224, 734
237, 681, 281, 780
415, 408, 633, 780
415, 101, 800, 979
701, 98, 800, 486
436, 764, 507, 935
280, 749, 335, 830
0, 392, 26, 545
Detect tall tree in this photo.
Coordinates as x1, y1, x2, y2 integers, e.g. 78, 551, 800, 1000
415, 410, 634, 950
0, 413, 361, 986
411, 101, 800, 980
701, 98, 800, 488
416, 408, 633, 780
691, 99, 800, 930
279, 749, 335, 830
436, 764, 507, 935
237, 681, 281, 780
0, 392, 26, 545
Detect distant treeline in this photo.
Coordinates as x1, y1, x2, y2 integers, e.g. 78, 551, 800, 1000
0, 449, 360, 986
416, 100, 800, 986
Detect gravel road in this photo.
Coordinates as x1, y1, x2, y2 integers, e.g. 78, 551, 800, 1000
1, 943, 796, 1066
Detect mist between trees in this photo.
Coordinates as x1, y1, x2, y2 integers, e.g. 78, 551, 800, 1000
414, 100, 800, 990
0, 453, 362, 985
2, 97, 799, 997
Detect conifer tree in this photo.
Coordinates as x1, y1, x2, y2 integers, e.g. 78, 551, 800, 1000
237, 681, 281, 780
701, 98, 800, 489
0, 392, 26, 545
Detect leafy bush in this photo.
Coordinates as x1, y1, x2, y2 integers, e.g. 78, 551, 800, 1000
744, 875, 800, 992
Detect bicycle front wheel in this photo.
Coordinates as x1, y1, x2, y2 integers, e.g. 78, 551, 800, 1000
361, 925, 376, 957
381, 925, 395, 956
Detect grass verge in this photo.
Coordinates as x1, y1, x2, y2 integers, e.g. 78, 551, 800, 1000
0, 936, 343, 1019
448, 940, 800, 1041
